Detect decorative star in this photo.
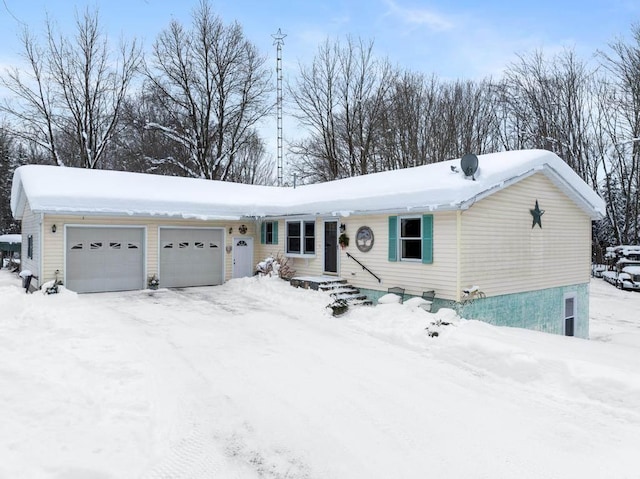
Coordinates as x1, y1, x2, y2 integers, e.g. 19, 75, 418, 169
530, 200, 545, 229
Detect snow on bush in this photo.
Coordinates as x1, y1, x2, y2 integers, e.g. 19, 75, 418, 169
255, 253, 295, 280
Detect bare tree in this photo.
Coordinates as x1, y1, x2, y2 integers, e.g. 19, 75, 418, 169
498, 49, 596, 181
144, 0, 272, 180
0, 126, 19, 233
289, 37, 393, 181
0, 8, 141, 168
596, 26, 640, 244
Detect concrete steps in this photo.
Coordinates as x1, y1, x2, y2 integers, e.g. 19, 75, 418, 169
290, 276, 373, 313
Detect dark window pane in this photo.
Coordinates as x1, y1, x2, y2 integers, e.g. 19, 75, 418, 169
402, 239, 422, 259
304, 237, 315, 254
266, 222, 273, 244
288, 222, 300, 236
304, 221, 315, 236
401, 218, 421, 238
288, 237, 301, 253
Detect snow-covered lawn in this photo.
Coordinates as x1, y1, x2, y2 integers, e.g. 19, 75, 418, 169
1, 270, 639, 479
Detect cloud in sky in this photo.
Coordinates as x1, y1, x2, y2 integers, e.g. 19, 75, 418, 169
382, 0, 454, 31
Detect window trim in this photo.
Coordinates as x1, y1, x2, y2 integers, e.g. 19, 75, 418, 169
563, 292, 577, 337
285, 219, 316, 257
27, 234, 33, 259
399, 215, 422, 262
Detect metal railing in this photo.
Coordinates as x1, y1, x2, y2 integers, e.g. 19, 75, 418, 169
345, 252, 381, 283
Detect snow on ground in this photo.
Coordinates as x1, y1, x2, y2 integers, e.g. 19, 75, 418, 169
1, 270, 639, 479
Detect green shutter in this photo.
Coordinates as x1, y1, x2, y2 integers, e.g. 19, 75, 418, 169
273, 221, 278, 244
260, 222, 266, 244
388, 216, 398, 262
422, 214, 433, 264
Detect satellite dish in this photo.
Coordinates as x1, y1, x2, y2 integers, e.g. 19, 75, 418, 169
460, 153, 479, 180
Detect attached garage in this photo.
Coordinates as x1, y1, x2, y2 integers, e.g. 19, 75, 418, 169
66, 226, 145, 293
159, 228, 224, 288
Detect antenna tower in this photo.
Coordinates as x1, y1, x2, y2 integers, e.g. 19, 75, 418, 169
272, 28, 286, 186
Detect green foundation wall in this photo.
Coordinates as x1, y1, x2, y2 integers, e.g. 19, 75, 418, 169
361, 283, 590, 339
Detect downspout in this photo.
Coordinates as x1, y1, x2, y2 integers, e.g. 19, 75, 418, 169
39, 212, 44, 288
456, 210, 462, 303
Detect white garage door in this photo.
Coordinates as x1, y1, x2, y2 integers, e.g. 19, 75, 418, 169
66, 227, 145, 293
159, 228, 224, 288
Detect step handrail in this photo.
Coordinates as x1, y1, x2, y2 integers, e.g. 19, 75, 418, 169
345, 252, 382, 283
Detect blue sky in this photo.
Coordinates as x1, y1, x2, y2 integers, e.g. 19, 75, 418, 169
1, 0, 638, 81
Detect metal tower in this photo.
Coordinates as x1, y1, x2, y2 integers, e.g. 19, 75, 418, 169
272, 28, 286, 186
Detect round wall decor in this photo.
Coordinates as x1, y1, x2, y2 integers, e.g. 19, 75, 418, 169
355, 226, 374, 252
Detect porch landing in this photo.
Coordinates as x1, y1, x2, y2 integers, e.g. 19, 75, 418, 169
290, 276, 344, 290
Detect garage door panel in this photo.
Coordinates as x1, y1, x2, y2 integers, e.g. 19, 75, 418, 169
160, 228, 223, 288
66, 227, 144, 293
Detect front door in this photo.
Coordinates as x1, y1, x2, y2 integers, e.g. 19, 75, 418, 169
232, 237, 254, 278
324, 221, 338, 274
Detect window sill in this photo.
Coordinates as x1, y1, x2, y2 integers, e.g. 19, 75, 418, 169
285, 253, 316, 259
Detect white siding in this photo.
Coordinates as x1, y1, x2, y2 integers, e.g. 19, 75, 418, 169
337, 213, 459, 300
460, 173, 592, 297
20, 201, 42, 288
42, 215, 255, 286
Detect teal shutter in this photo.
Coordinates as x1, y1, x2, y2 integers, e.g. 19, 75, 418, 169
422, 214, 433, 264
260, 222, 266, 244
273, 221, 278, 244
388, 216, 398, 262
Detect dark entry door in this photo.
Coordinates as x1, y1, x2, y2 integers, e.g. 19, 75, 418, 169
324, 221, 338, 274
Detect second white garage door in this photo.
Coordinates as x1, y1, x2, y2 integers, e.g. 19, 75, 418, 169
159, 228, 224, 288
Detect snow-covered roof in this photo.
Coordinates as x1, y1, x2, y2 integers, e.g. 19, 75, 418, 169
11, 149, 606, 221
0, 234, 21, 244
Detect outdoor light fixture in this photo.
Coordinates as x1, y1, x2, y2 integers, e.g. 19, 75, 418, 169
339, 223, 346, 233
51, 224, 57, 233
228, 227, 233, 234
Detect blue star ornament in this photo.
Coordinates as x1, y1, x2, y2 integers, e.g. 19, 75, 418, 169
530, 200, 545, 228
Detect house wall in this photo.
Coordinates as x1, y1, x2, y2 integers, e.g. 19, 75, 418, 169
20, 201, 42, 288
40, 215, 255, 285
338, 213, 459, 300
256, 213, 459, 300
460, 172, 592, 297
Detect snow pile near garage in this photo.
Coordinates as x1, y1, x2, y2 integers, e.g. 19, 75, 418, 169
1, 270, 639, 478
11, 149, 605, 220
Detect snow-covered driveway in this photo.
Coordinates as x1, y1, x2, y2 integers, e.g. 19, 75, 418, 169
1, 271, 640, 478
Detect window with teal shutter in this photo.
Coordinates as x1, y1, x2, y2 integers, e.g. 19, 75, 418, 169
261, 221, 278, 245
422, 214, 433, 264
388, 216, 397, 261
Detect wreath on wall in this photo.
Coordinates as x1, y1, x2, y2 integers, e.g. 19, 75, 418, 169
338, 233, 350, 248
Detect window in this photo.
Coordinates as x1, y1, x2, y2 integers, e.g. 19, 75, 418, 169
27, 235, 33, 259
127, 243, 139, 249
388, 215, 433, 264
195, 242, 204, 249
400, 217, 422, 260
564, 293, 576, 337
90, 242, 103, 250
163, 242, 174, 249
286, 220, 315, 255
261, 221, 278, 245
71, 243, 83, 250
179, 242, 189, 249
109, 242, 121, 250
